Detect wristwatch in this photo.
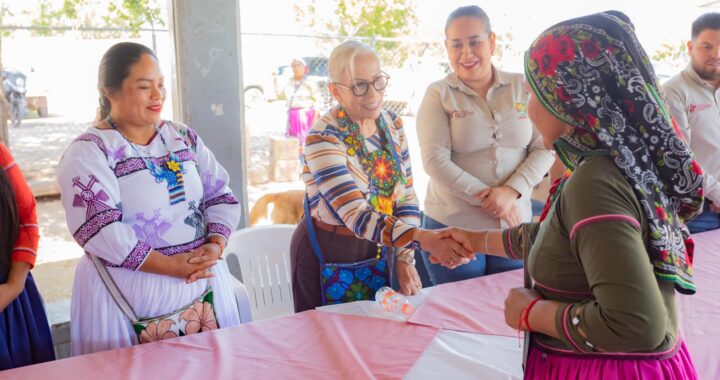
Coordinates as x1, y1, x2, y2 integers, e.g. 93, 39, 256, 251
396, 253, 416, 266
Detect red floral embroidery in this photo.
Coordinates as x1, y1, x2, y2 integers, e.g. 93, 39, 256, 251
530, 34, 578, 77
557, 86, 571, 102
623, 99, 636, 115
530, 35, 558, 76
690, 160, 703, 175
534, 34, 554, 54
580, 39, 601, 59
583, 113, 599, 128
550, 35, 577, 62
684, 237, 694, 267
655, 206, 667, 221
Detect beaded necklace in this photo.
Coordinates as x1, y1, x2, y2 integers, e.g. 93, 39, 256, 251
335, 106, 405, 216
106, 117, 187, 205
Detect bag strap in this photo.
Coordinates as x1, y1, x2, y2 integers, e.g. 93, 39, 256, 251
88, 254, 140, 323
304, 195, 325, 264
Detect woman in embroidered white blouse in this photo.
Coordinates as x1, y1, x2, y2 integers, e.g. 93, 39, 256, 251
58, 42, 242, 355
416, 6, 555, 285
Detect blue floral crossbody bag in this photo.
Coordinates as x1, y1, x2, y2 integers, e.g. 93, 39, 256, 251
303, 197, 390, 305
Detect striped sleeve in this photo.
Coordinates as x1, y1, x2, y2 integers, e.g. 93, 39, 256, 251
304, 132, 417, 249
0, 144, 39, 267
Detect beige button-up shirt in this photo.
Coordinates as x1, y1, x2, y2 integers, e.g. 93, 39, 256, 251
664, 64, 720, 206
416, 67, 555, 229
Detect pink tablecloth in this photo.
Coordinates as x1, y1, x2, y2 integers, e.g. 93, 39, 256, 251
4, 310, 440, 380
408, 230, 720, 379
408, 269, 520, 337
677, 230, 720, 380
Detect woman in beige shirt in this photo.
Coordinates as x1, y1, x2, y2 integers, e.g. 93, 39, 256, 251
416, 5, 554, 285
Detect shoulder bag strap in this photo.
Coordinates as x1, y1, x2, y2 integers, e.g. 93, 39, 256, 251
88, 254, 140, 323
304, 195, 325, 264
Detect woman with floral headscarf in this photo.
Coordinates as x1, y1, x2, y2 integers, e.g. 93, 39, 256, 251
443, 11, 702, 378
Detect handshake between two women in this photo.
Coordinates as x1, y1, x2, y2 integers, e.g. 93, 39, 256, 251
414, 228, 495, 269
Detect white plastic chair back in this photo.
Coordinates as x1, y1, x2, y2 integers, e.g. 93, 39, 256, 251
225, 225, 296, 321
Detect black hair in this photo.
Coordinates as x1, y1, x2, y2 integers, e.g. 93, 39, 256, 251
97, 42, 157, 121
692, 12, 720, 40
0, 167, 18, 278
445, 5, 491, 36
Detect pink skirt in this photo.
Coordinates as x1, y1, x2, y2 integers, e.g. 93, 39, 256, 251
525, 340, 697, 380
287, 107, 316, 146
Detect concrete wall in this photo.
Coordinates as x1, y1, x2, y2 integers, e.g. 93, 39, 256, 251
169, 0, 249, 228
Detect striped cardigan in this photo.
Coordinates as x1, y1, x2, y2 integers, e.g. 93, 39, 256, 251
302, 107, 421, 252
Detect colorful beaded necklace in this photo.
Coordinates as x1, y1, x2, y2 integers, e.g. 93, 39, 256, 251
106, 118, 187, 205
335, 106, 405, 216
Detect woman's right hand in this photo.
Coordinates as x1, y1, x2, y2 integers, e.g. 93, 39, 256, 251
418, 228, 474, 268
168, 251, 218, 283
184, 243, 224, 283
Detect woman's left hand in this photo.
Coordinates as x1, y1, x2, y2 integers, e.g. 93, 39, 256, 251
0, 282, 23, 312
504, 287, 541, 330
397, 259, 422, 296
186, 243, 224, 283
477, 186, 520, 217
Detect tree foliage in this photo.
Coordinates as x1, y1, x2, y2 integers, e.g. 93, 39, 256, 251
8, 0, 166, 37
652, 40, 688, 70
103, 0, 165, 37
293, 0, 418, 67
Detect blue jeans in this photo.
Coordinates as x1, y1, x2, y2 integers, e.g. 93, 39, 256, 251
531, 199, 544, 219
687, 205, 720, 234
418, 214, 523, 286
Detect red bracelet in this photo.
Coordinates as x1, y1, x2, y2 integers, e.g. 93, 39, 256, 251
521, 297, 542, 332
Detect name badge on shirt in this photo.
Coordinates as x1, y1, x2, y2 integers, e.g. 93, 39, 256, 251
515, 102, 528, 119
450, 110, 474, 119
688, 103, 711, 113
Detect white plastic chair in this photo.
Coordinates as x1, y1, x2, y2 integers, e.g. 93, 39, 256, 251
225, 225, 296, 321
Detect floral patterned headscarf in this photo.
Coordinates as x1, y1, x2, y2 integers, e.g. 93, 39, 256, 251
525, 11, 704, 294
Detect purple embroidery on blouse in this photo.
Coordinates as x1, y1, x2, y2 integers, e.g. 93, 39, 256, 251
200, 193, 239, 212
202, 173, 226, 200
186, 128, 198, 149
74, 133, 107, 158
74, 209, 122, 246
132, 209, 171, 248
107, 145, 127, 163
100, 241, 153, 270
206, 223, 231, 240
156, 237, 205, 256
72, 175, 112, 219
114, 149, 195, 178
102, 238, 205, 268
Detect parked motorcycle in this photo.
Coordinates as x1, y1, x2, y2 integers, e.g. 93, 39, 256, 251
2, 70, 27, 128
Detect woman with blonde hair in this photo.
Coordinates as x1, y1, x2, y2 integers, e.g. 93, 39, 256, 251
291, 40, 473, 311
